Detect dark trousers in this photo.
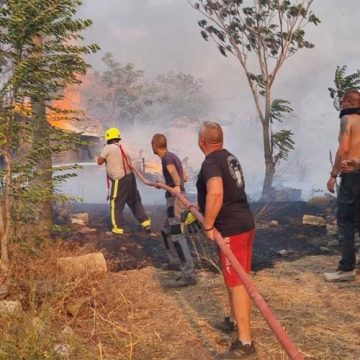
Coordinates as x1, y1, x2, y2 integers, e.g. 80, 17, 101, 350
110, 173, 148, 229
337, 172, 360, 271
161, 196, 195, 280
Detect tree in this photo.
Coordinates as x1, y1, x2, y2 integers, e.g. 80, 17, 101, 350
154, 71, 210, 119
190, 0, 320, 199
82, 53, 210, 127
328, 65, 360, 110
0, 0, 98, 270
84, 53, 157, 126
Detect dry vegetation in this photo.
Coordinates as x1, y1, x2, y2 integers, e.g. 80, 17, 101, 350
1, 239, 359, 359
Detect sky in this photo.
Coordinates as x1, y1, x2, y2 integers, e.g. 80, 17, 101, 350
73, 0, 360, 201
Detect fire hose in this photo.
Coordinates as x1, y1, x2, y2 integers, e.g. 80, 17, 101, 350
132, 167, 304, 360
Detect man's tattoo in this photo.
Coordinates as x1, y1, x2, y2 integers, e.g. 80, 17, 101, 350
340, 116, 349, 136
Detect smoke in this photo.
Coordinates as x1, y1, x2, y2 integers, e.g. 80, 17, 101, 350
57, 119, 204, 204
72, 0, 360, 201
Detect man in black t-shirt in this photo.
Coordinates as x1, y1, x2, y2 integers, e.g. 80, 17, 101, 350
197, 121, 256, 359
151, 133, 196, 287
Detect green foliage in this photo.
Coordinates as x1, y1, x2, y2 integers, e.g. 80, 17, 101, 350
270, 99, 294, 164
272, 129, 295, 164
328, 65, 360, 110
270, 99, 293, 123
192, 0, 319, 64
0, 0, 99, 100
0, 0, 98, 244
191, 0, 318, 197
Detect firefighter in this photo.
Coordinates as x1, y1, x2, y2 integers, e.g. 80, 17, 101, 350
97, 127, 151, 235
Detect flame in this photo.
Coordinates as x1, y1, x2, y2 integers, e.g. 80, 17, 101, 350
48, 79, 84, 129
13, 75, 102, 137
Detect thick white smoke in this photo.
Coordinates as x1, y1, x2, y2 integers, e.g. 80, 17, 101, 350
68, 0, 360, 202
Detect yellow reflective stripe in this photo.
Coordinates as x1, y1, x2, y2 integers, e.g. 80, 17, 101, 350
111, 179, 119, 228
141, 219, 151, 228
112, 227, 124, 235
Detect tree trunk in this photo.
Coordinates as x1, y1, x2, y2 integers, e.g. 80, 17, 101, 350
261, 91, 275, 201
0, 149, 12, 272
30, 35, 53, 238
31, 99, 53, 238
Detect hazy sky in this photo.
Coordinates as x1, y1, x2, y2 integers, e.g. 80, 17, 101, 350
77, 1, 360, 198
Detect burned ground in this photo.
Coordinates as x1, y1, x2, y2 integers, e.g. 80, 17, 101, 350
67, 201, 341, 272
50, 200, 360, 359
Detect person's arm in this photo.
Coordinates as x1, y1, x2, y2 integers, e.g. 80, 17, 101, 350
183, 169, 189, 183
327, 116, 351, 193
332, 148, 341, 174
97, 156, 105, 165
204, 176, 223, 240
123, 150, 133, 170
97, 145, 108, 166
166, 164, 182, 194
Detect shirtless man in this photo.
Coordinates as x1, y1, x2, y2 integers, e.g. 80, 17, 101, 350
325, 89, 360, 281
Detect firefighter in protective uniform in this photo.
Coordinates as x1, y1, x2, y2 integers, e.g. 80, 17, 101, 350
97, 128, 151, 235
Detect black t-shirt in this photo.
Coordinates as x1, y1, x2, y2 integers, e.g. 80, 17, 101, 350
162, 151, 185, 198
196, 148, 254, 237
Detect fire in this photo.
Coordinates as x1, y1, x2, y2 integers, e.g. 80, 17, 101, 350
47, 75, 102, 137
13, 75, 102, 138
48, 80, 84, 129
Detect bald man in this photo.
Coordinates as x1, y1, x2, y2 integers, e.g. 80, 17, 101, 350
325, 89, 360, 282
196, 122, 256, 359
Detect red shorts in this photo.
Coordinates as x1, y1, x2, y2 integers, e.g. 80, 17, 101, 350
219, 229, 255, 288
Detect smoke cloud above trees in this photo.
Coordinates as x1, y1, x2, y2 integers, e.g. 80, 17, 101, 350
78, 0, 360, 199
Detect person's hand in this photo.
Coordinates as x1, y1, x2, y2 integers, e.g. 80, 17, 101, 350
341, 159, 358, 173
327, 176, 337, 193
205, 228, 215, 241
203, 223, 215, 241
172, 185, 181, 195
188, 204, 200, 211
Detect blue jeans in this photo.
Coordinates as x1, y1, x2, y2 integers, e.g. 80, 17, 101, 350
337, 172, 360, 271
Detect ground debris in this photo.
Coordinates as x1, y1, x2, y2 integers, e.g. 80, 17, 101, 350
65, 296, 92, 317
71, 213, 89, 224
58, 252, 107, 276
307, 195, 334, 207
326, 224, 338, 236
0, 300, 23, 317
54, 343, 71, 358
277, 249, 289, 256
0, 284, 8, 300
302, 214, 326, 226
327, 239, 339, 247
